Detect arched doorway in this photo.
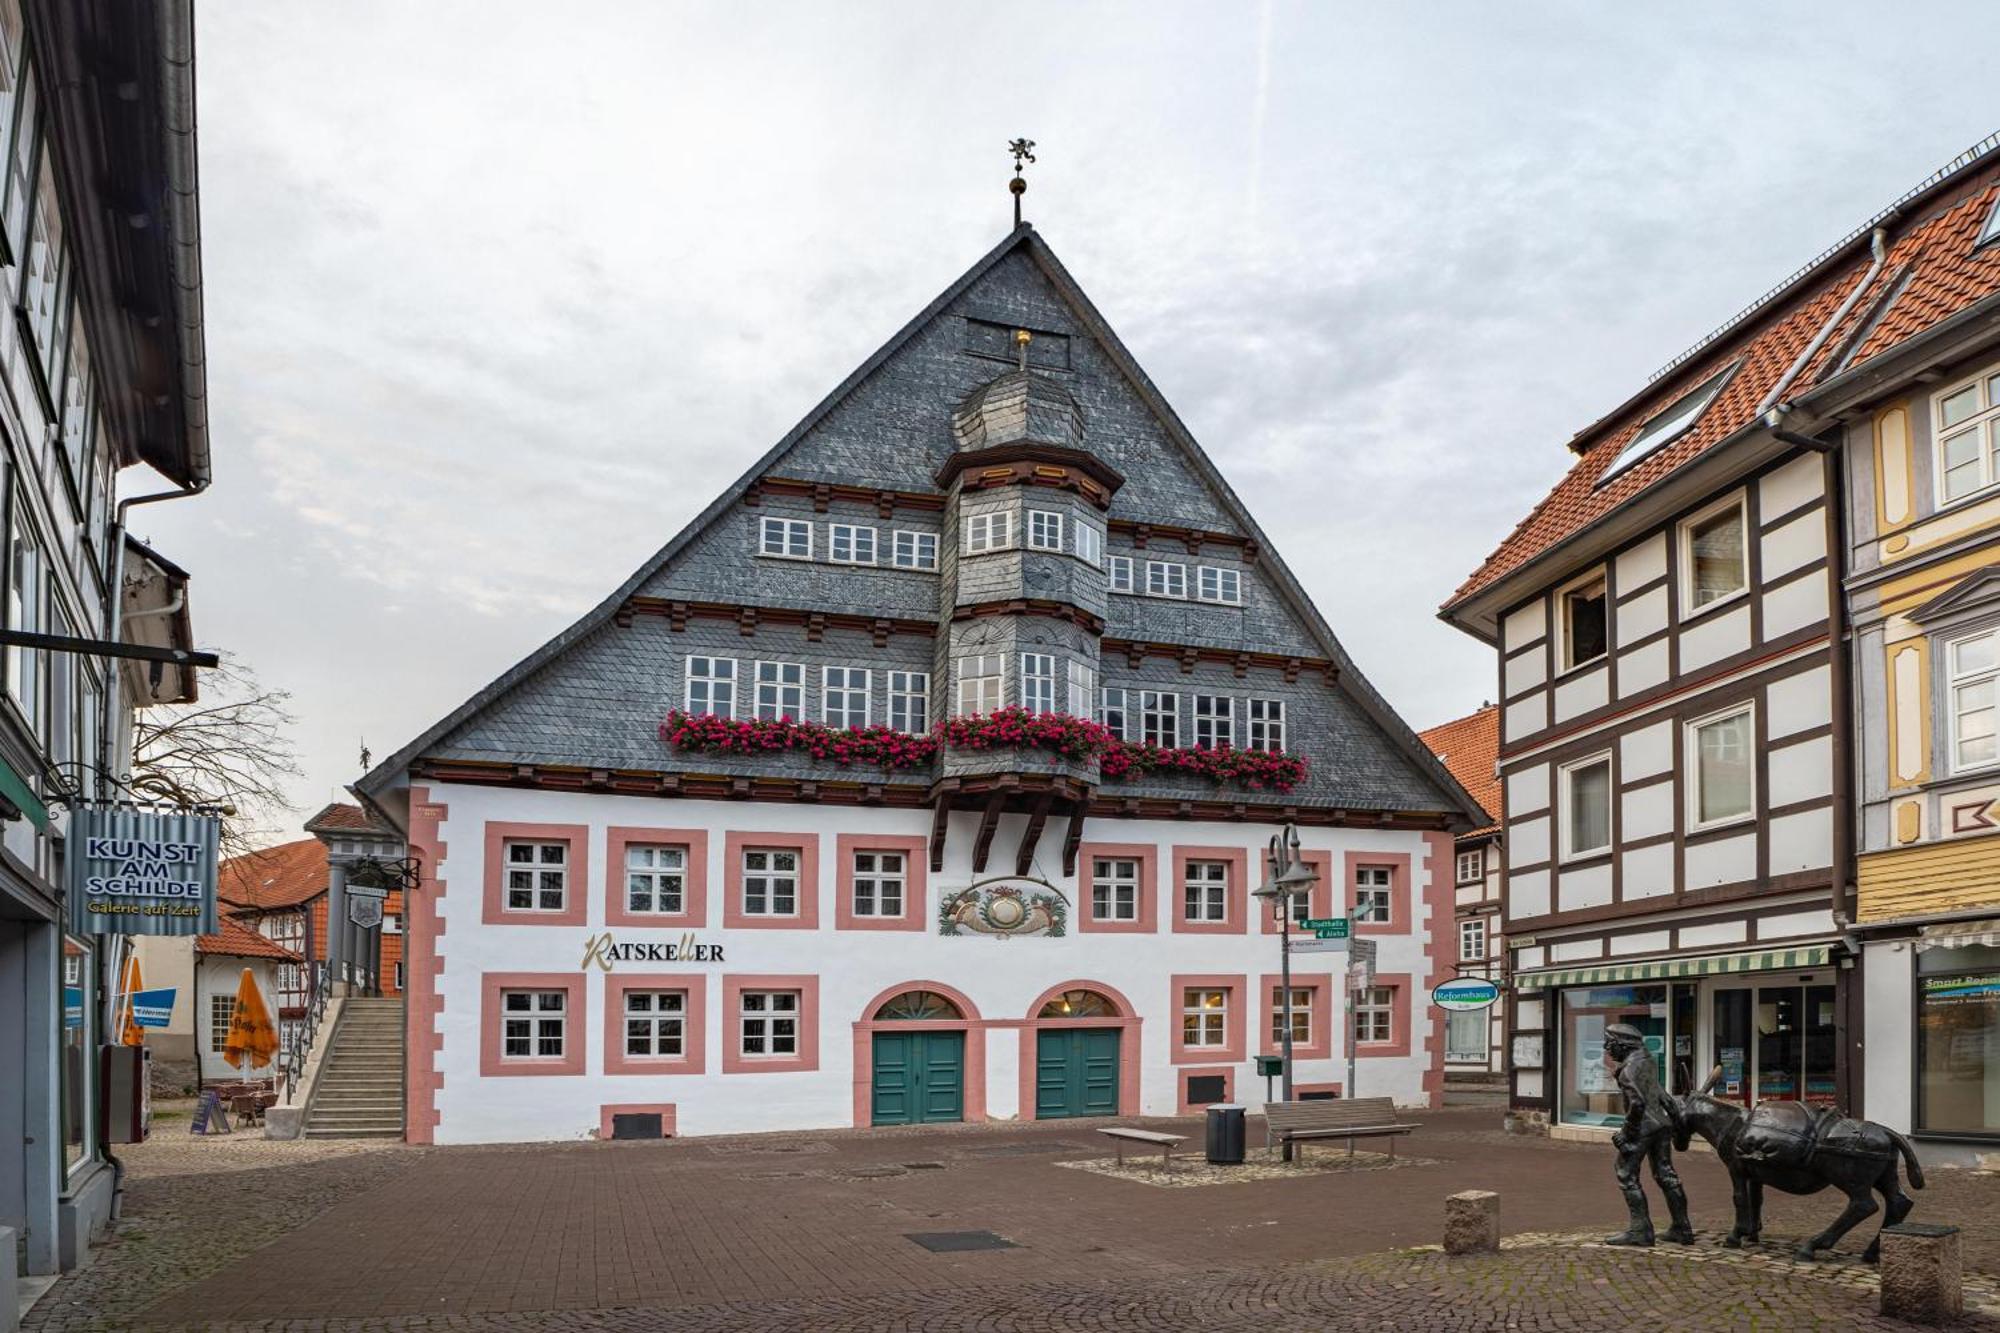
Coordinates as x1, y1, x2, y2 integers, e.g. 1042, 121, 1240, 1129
859, 985, 979, 1127
1025, 983, 1136, 1120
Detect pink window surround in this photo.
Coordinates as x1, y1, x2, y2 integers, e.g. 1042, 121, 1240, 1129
1074, 842, 1158, 933
720, 974, 821, 1074
1258, 970, 1333, 1061
482, 822, 590, 927
1170, 846, 1249, 934
1169, 972, 1246, 1065
850, 981, 986, 1128
834, 834, 928, 932
722, 831, 821, 930
405, 788, 448, 1144
598, 1103, 677, 1139
1260, 849, 1334, 935
1344, 849, 1412, 937
1017, 980, 1143, 1119
604, 827, 710, 929
1177, 1065, 1237, 1114
1355, 970, 1414, 1059
602, 973, 708, 1076
479, 972, 587, 1077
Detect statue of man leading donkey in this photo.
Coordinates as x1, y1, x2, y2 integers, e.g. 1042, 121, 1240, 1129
1597, 1023, 1927, 1262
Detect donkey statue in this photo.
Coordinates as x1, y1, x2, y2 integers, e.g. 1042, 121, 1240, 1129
1673, 1065, 1924, 1262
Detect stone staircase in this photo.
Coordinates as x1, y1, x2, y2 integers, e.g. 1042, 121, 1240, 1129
304, 997, 405, 1139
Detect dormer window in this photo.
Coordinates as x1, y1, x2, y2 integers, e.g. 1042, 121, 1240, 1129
1600, 364, 1737, 481
1556, 569, 1607, 671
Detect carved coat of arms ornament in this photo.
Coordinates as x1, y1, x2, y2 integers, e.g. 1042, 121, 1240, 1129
937, 877, 1068, 937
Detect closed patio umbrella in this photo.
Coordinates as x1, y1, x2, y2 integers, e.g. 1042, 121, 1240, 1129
222, 967, 279, 1071
117, 953, 144, 1046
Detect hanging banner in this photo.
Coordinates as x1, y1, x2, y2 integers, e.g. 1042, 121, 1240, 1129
67, 806, 221, 937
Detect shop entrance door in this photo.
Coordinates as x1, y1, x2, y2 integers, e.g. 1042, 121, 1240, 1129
1710, 983, 1836, 1107
870, 1031, 965, 1125
1035, 1028, 1120, 1118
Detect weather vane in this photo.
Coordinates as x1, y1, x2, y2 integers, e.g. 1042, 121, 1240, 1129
1009, 137, 1035, 227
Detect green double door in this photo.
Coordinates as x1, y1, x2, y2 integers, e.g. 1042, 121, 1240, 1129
1035, 1028, 1121, 1119
870, 1031, 965, 1125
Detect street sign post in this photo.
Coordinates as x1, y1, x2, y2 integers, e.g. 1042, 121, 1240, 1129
1288, 936, 1348, 954
1303, 918, 1349, 937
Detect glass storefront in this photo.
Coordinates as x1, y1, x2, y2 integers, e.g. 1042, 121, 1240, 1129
60, 934, 92, 1171
1559, 985, 1670, 1126
1917, 942, 2000, 1139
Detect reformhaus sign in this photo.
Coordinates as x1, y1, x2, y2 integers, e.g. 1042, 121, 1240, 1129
66, 806, 221, 937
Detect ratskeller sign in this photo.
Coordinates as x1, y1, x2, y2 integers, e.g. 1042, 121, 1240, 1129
66, 805, 221, 936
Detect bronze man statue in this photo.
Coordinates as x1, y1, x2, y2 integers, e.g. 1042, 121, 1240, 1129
1602, 1023, 1694, 1246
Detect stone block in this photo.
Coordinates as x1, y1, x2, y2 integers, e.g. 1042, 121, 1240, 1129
1878, 1222, 1962, 1325
264, 1105, 304, 1140
1443, 1189, 1500, 1255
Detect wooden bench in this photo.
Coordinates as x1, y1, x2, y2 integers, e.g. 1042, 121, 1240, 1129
1097, 1125, 1186, 1169
1263, 1097, 1416, 1163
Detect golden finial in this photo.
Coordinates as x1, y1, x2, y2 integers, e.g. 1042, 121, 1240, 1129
1014, 328, 1032, 371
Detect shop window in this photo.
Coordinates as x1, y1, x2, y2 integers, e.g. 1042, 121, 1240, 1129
61, 935, 90, 1172
1558, 985, 1666, 1127
1917, 941, 2000, 1137
1446, 1008, 1487, 1062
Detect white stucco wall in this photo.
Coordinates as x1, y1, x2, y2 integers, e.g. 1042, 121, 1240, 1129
1863, 938, 1914, 1134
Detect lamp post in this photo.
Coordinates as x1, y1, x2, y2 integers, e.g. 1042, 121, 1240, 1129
1253, 823, 1320, 1123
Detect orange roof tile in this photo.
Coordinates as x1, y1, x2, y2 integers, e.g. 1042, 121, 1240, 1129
1446, 156, 2000, 612
1418, 706, 1500, 835
217, 837, 327, 912
304, 802, 396, 836
196, 917, 301, 962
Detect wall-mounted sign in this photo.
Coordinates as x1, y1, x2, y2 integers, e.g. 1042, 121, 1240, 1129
1511, 1034, 1543, 1069
129, 988, 177, 1028
1432, 978, 1501, 1011
938, 878, 1068, 938
63, 986, 82, 1028
1288, 937, 1348, 955
348, 895, 384, 929
67, 807, 220, 937
579, 932, 725, 972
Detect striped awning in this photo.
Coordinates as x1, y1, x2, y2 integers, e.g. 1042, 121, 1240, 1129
1514, 944, 1833, 991
1916, 919, 2000, 953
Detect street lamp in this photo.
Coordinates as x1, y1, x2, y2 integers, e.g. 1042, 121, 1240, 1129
1252, 822, 1320, 1117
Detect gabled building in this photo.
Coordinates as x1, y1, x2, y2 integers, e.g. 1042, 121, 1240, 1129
1418, 704, 1504, 1077
356, 221, 1483, 1145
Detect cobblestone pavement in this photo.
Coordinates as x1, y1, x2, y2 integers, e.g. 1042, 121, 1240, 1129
26, 1108, 2000, 1332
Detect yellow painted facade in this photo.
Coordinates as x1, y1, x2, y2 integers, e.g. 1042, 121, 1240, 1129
1857, 835, 2000, 923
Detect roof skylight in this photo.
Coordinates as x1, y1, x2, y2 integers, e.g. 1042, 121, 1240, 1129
1980, 191, 2000, 248
1600, 364, 1738, 482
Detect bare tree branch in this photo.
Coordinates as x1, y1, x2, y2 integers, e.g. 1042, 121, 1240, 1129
130, 655, 303, 860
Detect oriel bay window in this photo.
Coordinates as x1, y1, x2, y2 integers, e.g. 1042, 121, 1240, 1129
740, 990, 800, 1057
1688, 705, 1755, 828
1020, 653, 1056, 713
504, 841, 568, 911
850, 850, 905, 918
625, 845, 686, 915
1027, 509, 1064, 551
956, 654, 1002, 715
624, 991, 686, 1058
1559, 753, 1613, 858
963, 509, 1013, 554
1182, 987, 1228, 1048
502, 991, 567, 1060
1948, 629, 1998, 771
741, 849, 799, 917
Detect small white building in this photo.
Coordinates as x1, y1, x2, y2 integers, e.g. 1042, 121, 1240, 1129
192, 920, 298, 1085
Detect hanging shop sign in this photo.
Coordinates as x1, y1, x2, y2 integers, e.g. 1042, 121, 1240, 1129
1432, 978, 1502, 1011
129, 988, 177, 1028
67, 806, 221, 937
348, 893, 385, 930
938, 878, 1068, 938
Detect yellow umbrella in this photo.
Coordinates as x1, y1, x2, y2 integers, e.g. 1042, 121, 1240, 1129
222, 967, 279, 1071
117, 953, 144, 1047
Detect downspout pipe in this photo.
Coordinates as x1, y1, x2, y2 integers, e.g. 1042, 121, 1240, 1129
1757, 227, 1890, 418
98, 481, 207, 798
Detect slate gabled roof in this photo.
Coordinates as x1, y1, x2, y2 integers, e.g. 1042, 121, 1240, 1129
359, 224, 1484, 827
1445, 135, 2000, 614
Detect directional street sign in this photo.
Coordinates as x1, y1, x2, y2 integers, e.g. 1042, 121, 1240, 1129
1287, 937, 1349, 954
1303, 918, 1348, 935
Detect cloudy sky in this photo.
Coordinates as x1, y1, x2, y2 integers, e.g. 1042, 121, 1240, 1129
146, 1, 1999, 831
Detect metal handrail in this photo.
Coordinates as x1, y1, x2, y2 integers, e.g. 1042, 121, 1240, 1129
278, 959, 331, 1104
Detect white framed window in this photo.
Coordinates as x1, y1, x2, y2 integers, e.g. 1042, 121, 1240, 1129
1679, 494, 1748, 614
503, 840, 569, 911
1602, 363, 1736, 479
1146, 560, 1188, 599
1107, 555, 1135, 593
759, 517, 812, 560
1197, 566, 1242, 605
1353, 864, 1393, 923
1193, 694, 1234, 748
1075, 521, 1104, 568
892, 529, 938, 571
624, 990, 686, 1057
889, 670, 930, 733
1934, 367, 2000, 505
1027, 509, 1065, 551
1100, 686, 1133, 740
1555, 569, 1608, 672
1246, 698, 1285, 752
740, 848, 800, 916
956, 654, 1003, 715
1558, 753, 1613, 858
1687, 704, 1755, 828
1183, 859, 1228, 922
739, 990, 800, 1056
963, 510, 1014, 554
754, 660, 805, 721
685, 656, 737, 717
828, 523, 877, 565
394, 962, 404, 991
1021, 653, 1057, 713
822, 666, 871, 729
209, 994, 235, 1053
1949, 629, 2000, 771
1067, 660, 1095, 716
851, 850, 905, 918
1355, 986, 1395, 1044
625, 844, 687, 915
1091, 856, 1138, 921
1140, 690, 1179, 747
1181, 987, 1228, 1047
1459, 917, 1487, 962
1455, 848, 1483, 883
501, 990, 566, 1059
1270, 986, 1313, 1047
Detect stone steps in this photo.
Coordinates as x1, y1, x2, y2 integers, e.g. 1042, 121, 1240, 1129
303, 1000, 407, 1140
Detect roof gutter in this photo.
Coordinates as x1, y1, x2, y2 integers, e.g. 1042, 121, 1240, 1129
156, 0, 209, 488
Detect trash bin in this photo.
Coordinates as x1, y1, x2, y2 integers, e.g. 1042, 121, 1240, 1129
1205, 1103, 1246, 1165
